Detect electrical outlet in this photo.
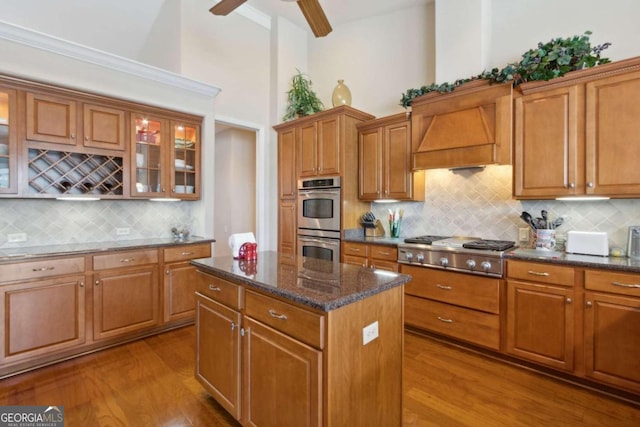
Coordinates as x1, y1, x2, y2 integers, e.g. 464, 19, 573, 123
7, 233, 27, 243
519, 228, 530, 242
116, 227, 130, 236
362, 321, 379, 345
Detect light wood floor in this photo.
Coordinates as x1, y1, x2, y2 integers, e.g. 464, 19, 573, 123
1, 326, 638, 426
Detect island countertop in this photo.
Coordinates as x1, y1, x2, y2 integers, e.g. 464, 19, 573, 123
191, 251, 412, 312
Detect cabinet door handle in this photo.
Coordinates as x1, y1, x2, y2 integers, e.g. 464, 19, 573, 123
208, 285, 221, 291
436, 284, 453, 290
587, 182, 594, 188
32, 266, 55, 272
85, 135, 89, 141
568, 182, 576, 188
437, 316, 453, 323
268, 309, 288, 320
611, 281, 640, 289
566, 297, 572, 304
95, 280, 100, 286
527, 270, 550, 277
586, 301, 593, 308
120, 258, 135, 263
79, 281, 84, 287
231, 322, 237, 331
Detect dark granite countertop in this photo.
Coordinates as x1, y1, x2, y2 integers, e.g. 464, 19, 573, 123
0, 237, 216, 263
505, 248, 640, 273
342, 229, 403, 247
191, 251, 412, 312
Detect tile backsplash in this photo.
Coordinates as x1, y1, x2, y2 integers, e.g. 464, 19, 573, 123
371, 165, 640, 252
0, 199, 194, 249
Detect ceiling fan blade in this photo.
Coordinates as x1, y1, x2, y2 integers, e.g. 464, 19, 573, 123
297, 0, 332, 37
210, 0, 248, 16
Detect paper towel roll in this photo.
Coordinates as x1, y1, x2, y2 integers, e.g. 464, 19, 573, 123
228, 232, 256, 258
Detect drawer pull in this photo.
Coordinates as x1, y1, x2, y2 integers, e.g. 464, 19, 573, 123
268, 309, 288, 320
181, 251, 195, 256
350, 248, 362, 252
32, 266, 55, 272
611, 281, 640, 289
436, 284, 453, 290
527, 270, 550, 277
208, 285, 221, 292
437, 316, 453, 323
377, 251, 390, 256
120, 258, 135, 263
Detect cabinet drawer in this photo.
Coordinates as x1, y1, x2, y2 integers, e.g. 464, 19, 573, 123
405, 295, 500, 350
163, 243, 211, 263
343, 242, 368, 257
403, 265, 501, 314
245, 290, 324, 350
369, 245, 397, 261
93, 249, 158, 270
0, 257, 85, 283
585, 269, 640, 297
507, 260, 574, 287
195, 271, 242, 310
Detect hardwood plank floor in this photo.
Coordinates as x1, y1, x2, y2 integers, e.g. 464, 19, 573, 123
0, 326, 638, 426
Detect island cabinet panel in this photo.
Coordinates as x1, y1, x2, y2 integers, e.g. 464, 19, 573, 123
342, 242, 398, 272
196, 293, 242, 420
242, 316, 322, 427
0, 275, 86, 365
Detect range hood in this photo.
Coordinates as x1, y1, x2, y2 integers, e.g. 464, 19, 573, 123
410, 80, 513, 170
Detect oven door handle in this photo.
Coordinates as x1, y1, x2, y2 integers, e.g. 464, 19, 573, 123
298, 189, 340, 197
298, 236, 340, 246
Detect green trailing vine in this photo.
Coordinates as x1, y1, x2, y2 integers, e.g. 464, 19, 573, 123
400, 31, 612, 108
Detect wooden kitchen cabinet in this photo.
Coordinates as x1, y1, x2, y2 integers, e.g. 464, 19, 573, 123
26, 91, 126, 150
357, 113, 424, 201
0, 85, 18, 194
171, 121, 200, 199
0, 256, 86, 366
297, 115, 341, 178
584, 269, 640, 394
277, 127, 297, 263
410, 80, 512, 170
195, 271, 243, 420
131, 113, 168, 197
343, 242, 399, 272
92, 249, 160, 340
162, 243, 211, 323
402, 264, 501, 350
514, 56, 640, 198
506, 260, 575, 371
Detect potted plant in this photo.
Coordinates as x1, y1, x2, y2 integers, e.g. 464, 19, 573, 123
282, 69, 324, 121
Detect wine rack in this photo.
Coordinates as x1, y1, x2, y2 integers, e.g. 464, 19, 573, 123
28, 149, 123, 195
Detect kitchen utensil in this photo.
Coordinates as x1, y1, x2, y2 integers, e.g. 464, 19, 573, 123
520, 211, 536, 230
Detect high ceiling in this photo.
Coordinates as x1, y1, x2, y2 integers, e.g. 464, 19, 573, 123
215, 0, 432, 32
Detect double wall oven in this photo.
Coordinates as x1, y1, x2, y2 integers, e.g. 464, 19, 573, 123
297, 176, 341, 263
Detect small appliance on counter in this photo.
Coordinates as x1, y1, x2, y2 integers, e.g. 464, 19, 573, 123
566, 231, 609, 256
627, 226, 640, 259
361, 212, 385, 238
229, 232, 256, 258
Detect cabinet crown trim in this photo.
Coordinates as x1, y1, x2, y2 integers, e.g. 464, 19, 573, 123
0, 21, 221, 98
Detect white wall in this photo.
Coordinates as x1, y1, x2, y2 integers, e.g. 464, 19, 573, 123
309, 3, 436, 118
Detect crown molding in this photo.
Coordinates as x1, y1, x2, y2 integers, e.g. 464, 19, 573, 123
0, 20, 221, 98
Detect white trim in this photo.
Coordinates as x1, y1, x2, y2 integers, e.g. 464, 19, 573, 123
214, 115, 269, 252
0, 20, 221, 98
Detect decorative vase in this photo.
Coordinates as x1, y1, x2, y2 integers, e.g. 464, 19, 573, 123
332, 80, 352, 107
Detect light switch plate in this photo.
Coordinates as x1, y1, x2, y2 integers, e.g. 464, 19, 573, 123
7, 233, 27, 243
362, 321, 379, 345
116, 227, 130, 236
519, 228, 530, 242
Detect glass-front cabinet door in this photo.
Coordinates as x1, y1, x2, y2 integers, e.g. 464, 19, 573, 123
0, 87, 17, 194
132, 114, 167, 197
171, 121, 200, 199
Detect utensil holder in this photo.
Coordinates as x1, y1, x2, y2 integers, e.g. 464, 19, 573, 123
389, 219, 401, 238
362, 220, 385, 237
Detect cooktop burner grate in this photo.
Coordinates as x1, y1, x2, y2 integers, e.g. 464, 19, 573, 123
462, 239, 516, 251
403, 235, 450, 244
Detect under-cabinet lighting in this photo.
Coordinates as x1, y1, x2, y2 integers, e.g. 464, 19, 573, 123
555, 196, 610, 201
56, 196, 101, 201
149, 198, 181, 202
373, 199, 400, 203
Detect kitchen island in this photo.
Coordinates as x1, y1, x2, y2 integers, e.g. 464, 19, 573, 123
192, 251, 411, 427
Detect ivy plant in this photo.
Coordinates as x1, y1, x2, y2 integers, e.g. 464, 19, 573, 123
400, 31, 611, 108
